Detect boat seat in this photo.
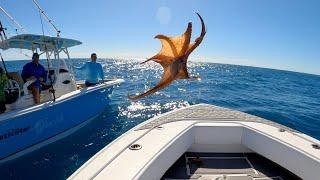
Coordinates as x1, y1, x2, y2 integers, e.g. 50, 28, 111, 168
8, 72, 24, 90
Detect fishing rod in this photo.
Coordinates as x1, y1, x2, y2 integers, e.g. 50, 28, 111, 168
0, 6, 26, 33
32, 0, 61, 37
0, 21, 9, 77
36, 3, 56, 102
44, 45, 56, 101
0, 21, 7, 40
0, 53, 9, 76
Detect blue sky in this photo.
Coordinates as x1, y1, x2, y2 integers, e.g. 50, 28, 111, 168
1, 0, 319, 74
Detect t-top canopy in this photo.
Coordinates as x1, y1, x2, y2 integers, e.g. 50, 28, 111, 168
0, 34, 82, 51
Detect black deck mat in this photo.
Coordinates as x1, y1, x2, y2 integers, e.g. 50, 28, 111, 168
161, 153, 301, 180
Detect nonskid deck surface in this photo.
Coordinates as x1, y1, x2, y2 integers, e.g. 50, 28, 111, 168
137, 104, 297, 132
162, 152, 301, 180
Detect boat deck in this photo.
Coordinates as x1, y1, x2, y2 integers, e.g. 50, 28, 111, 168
68, 104, 320, 180
137, 104, 297, 132
162, 152, 301, 180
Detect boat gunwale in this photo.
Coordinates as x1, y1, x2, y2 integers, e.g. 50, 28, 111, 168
68, 103, 195, 179
68, 103, 320, 180
135, 104, 320, 145
0, 78, 124, 123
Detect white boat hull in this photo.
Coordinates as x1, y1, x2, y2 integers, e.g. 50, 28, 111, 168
69, 104, 320, 180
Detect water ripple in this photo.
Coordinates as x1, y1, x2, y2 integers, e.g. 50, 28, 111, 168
0, 59, 319, 179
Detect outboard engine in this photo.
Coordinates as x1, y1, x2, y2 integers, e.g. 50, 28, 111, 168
5, 79, 20, 104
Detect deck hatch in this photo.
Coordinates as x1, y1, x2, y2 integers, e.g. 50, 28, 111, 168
186, 156, 256, 175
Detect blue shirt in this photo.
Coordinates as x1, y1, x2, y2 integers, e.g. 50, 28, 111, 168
21, 62, 47, 83
75, 61, 104, 84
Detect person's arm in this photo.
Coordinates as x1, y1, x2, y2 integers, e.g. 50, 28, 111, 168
73, 63, 86, 70
21, 65, 29, 82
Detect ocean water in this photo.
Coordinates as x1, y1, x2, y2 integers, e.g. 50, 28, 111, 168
0, 58, 319, 179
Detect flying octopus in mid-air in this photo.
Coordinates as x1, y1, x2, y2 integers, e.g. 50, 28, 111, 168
128, 13, 206, 100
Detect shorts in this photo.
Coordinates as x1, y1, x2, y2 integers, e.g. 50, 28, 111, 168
27, 80, 42, 91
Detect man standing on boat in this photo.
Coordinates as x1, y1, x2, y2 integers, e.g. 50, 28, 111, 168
74, 53, 104, 87
21, 53, 47, 104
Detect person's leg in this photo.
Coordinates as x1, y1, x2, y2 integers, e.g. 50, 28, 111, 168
31, 86, 40, 104
85, 81, 97, 87
0, 101, 6, 113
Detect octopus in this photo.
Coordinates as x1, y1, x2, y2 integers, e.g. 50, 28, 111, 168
129, 13, 206, 100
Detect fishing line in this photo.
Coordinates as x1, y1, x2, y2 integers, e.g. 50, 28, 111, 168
38, 7, 56, 101
0, 8, 30, 58
32, 0, 60, 37
0, 6, 26, 33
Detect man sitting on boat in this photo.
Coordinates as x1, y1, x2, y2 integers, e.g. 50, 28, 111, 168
21, 53, 47, 104
74, 53, 104, 87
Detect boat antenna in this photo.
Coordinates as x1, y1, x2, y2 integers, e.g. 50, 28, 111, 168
32, 0, 61, 37
0, 6, 27, 33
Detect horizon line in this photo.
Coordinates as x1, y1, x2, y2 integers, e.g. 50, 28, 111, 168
2, 56, 319, 76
